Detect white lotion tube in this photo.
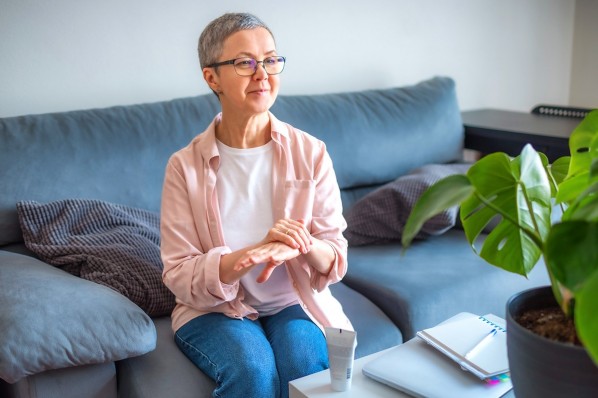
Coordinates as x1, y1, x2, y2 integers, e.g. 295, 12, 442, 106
325, 327, 357, 392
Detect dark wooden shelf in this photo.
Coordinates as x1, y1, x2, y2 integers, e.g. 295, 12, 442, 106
462, 109, 581, 162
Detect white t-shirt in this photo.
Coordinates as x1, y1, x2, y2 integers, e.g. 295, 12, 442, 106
215, 139, 298, 316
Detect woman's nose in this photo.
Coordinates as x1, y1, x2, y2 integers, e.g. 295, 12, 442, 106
253, 62, 268, 80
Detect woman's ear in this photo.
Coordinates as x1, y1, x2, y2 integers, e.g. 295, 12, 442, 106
203, 68, 221, 94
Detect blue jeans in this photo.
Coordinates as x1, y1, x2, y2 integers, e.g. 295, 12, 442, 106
175, 304, 329, 398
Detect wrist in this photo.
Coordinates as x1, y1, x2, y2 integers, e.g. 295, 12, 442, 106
303, 238, 335, 275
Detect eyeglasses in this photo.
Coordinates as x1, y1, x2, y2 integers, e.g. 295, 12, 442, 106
206, 56, 286, 76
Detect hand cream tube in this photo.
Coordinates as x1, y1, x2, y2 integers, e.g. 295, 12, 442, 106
325, 327, 357, 392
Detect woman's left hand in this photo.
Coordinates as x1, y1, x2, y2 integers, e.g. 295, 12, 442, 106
263, 218, 313, 254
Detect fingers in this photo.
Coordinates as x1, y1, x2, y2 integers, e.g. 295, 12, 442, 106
278, 227, 299, 250
234, 250, 287, 271
276, 219, 312, 254
256, 263, 278, 283
233, 242, 299, 281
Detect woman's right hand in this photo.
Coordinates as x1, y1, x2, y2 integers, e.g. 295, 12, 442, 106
233, 241, 300, 283
219, 219, 312, 284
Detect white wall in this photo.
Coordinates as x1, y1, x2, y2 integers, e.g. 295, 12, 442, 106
0, 0, 581, 117
570, 0, 598, 108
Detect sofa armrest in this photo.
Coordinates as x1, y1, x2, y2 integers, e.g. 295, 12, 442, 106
0, 250, 156, 384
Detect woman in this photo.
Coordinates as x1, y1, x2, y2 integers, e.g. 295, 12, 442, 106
160, 12, 351, 398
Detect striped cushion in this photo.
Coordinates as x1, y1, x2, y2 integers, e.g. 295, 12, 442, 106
17, 199, 174, 316
344, 163, 471, 246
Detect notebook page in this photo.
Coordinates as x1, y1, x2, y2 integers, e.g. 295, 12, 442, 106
417, 313, 508, 378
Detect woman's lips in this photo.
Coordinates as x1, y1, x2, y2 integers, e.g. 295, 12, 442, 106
249, 88, 269, 94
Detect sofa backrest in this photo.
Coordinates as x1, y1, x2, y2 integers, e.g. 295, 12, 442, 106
272, 76, 464, 208
0, 96, 220, 245
0, 76, 463, 246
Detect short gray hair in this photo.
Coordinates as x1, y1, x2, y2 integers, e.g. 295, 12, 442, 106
198, 13, 275, 69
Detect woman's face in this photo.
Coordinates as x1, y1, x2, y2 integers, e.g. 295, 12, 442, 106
204, 27, 280, 117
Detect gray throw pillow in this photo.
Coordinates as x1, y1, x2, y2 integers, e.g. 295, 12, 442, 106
0, 250, 156, 383
344, 163, 471, 246
16, 199, 175, 316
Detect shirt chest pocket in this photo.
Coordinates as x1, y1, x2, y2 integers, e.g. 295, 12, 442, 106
283, 180, 315, 224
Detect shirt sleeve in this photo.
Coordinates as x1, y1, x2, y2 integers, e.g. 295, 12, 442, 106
308, 144, 349, 291
160, 156, 240, 309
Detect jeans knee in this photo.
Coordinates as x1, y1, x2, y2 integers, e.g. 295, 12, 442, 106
223, 358, 279, 398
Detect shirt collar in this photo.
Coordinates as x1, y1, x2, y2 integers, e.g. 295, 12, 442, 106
268, 112, 290, 145
202, 112, 289, 164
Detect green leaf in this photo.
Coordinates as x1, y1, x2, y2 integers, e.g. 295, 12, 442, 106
567, 110, 598, 177
545, 221, 598, 292
557, 173, 591, 204
538, 112, 598, 365
563, 181, 598, 221
461, 152, 515, 241
557, 110, 598, 203
590, 157, 598, 179
402, 174, 473, 248
549, 156, 570, 186
575, 269, 598, 366
461, 145, 551, 276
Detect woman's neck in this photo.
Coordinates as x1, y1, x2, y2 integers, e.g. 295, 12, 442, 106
216, 112, 271, 149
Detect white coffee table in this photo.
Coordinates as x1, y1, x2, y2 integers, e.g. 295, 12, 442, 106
289, 347, 410, 398
289, 346, 516, 398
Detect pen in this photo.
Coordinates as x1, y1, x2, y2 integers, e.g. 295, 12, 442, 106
464, 328, 497, 360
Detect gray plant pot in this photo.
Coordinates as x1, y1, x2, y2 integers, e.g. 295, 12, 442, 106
506, 286, 598, 397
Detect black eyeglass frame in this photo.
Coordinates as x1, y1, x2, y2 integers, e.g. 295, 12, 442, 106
205, 56, 286, 76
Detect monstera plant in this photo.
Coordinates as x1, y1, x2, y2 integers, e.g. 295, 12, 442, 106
402, 110, 598, 365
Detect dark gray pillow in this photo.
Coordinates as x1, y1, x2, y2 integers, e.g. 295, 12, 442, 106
344, 163, 471, 246
16, 199, 175, 316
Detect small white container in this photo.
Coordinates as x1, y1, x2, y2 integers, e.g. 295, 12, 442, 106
325, 327, 357, 392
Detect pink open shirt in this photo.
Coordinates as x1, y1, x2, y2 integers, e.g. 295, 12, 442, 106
160, 112, 352, 333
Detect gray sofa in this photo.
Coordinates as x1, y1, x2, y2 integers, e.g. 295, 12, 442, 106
0, 77, 549, 398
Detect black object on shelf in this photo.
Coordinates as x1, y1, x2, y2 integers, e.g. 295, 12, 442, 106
531, 104, 594, 119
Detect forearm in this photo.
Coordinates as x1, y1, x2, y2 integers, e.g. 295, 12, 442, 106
302, 237, 336, 275
219, 244, 263, 285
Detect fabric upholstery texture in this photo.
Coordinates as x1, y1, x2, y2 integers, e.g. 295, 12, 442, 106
344, 231, 551, 340
0, 251, 156, 384
16, 199, 175, 316
0, 77, 460, 245
0, 94, 221, 246
344, 163, 471, 246
116, 317, 215, 398
272, 76, 464, 191
0, 363, 117, 398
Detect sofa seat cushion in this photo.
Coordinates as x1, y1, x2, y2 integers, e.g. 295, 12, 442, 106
343, 230, 551, 340
344, 163, 471, 246
330, 282, 402, 358
0, 251, 156, 384
16, 199, 175, 317
116, 317, 215, 398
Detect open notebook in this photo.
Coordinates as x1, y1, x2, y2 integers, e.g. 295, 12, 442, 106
363, 313, 512, 398
417, 313, 508, 380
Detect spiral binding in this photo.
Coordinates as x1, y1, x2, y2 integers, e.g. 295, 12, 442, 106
478, 316, 507, 333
